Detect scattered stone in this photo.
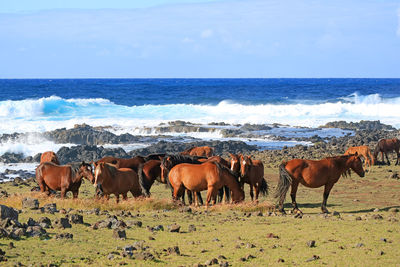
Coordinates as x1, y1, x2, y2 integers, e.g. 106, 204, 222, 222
126, 220, 142, 228
188, 224, 197, 232
41, 203, 57, 214
0, 204, 19, 221
246, 243, 256, 248
355, 243, 364, 248
68, 214, 84, 224
148, 236, 155, 240
107, 253, 115, 260
166, 246, 181, 255
219, 261, 229, 267
212, 238, 220, 242
307, 240, 316, 248
113, 229, 126, 240
266, 233, 279, 239
0, 248, 6, 262
153, 225, 164, 231
277, 258, 285, 263
8, 242, 15, 249
27, 217, 38, 226
38, 217, 52, 228
54, 217, 72, 229
180, 206, 192, 213
305, 255, 320, 262
0, 190, 9, 198
134, 251, 154, 260
294, 213, 303, 219
168, 224, 181, 233
380, 238, 387, 243
332, 211, 340, 217
372, 214, 383, 220
26, 225, 47, 237
22, 197, 39, 210
205, 258, 219, 265
55, 233, 73, 240
373, 208, 380, 212
379, 251, 385, 256
355, 216, 362, 221
59, 208, 67, 214
389, 208, 399, 212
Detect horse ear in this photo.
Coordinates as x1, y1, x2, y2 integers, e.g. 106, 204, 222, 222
354, 152, 358, 156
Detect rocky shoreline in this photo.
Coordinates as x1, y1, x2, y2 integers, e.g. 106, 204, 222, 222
0, 120, 398, 172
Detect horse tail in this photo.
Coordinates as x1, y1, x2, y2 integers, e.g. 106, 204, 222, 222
259, 178, 269, 196
137, 163, 150, 197
274, 162, 292, 203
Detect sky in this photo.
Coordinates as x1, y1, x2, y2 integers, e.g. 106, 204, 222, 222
0, 0, 399, 78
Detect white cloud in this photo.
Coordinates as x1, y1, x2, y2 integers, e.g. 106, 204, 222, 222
200, 29, 213, 39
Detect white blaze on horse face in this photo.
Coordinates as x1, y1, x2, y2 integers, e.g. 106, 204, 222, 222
94, 167, 100, 186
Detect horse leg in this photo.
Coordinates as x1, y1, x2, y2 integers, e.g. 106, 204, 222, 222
193, 191, 198, 207
290, 181, 301, 214
396, 150, 400, 165
254, 184, 260, 202
115, 194, 120, 203
122, 193, 128, 201
385, 152, 391, 166
225, 186, 231, 203
321, 183, 334, 213
249, 184, 254, 201
72, 191, 78, 199
197, 192, 204, 206
60, 188, 66, 199
187, 190, 193, 205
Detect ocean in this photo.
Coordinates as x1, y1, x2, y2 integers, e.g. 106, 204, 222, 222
0, 78, 399, 161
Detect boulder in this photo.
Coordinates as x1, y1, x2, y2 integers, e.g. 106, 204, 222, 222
0, 205, 19, 221
22, 198, 39, 210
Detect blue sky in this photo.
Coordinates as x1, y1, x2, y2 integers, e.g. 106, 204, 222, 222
1, 0, 399, 78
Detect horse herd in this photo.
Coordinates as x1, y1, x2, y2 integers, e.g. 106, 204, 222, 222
34, 137, 400, 213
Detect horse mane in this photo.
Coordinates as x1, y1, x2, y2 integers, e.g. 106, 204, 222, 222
182, 147, 195, 153
211, 161, 240, 180
104, 163, 117, 177
160, 154, 201, 168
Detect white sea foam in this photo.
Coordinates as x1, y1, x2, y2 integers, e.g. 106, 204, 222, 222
0, 134, 74, 157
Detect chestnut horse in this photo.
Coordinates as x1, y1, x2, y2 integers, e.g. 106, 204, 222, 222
160, 154, 204, 205
373, 138, 400, 165
138, 159, 161, 197
181, 146, 214, 157
199, 156, 232, 203
94, 156, 145, 172
94, 162, 142, 203
344, 145, 374, 169
168, 162, 244, 207
275, 154, 365, 214
35, 161, 93, 198
239, 155, 268, 201
40, 151, 60, 165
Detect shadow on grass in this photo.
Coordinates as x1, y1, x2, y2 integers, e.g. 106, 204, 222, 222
342, 205, 400, 214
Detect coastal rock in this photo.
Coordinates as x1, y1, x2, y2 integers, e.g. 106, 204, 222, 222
0, 205, 19, 221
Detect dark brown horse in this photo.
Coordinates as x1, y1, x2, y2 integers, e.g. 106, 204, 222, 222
344, 145, 375, 169
138, 159, 161, 197
36, 161, 93, 198
160, 154, 204, 205
373, 138, 400, 165
94, 162, 142, 203
181, 146, 214, 157
168, 162, 244, 207
40, 151, 60, 165
94, 156, 145, 172
239, 155, 268, 201
275, 154, 365, 214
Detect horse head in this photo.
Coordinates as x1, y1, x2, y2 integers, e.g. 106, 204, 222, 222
240, 155, 252, 177
229, 153, 240, 176
348, 153, 365, 178
231, 184, 245, 203
94, 162, 106, 187
160, 156, 173, 182
78, 161, 94, 183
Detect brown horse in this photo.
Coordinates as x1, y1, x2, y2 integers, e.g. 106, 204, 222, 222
275, 154, 365, 214
199, 156, 232, 203
239, 155, 268, 201
40, 151, 60, 165
94, 162, 142, 203
35, 161, 93, 198
168, 162, 244, 207
94, 156, 145, 172
181, 146, 214, 157
138, 159, 161, 197
344, 145, 374, 168
373, 138, 400, 165
160, 154, 204, 205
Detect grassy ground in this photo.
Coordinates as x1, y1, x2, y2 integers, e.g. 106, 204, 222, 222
1, 164, 400, 266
